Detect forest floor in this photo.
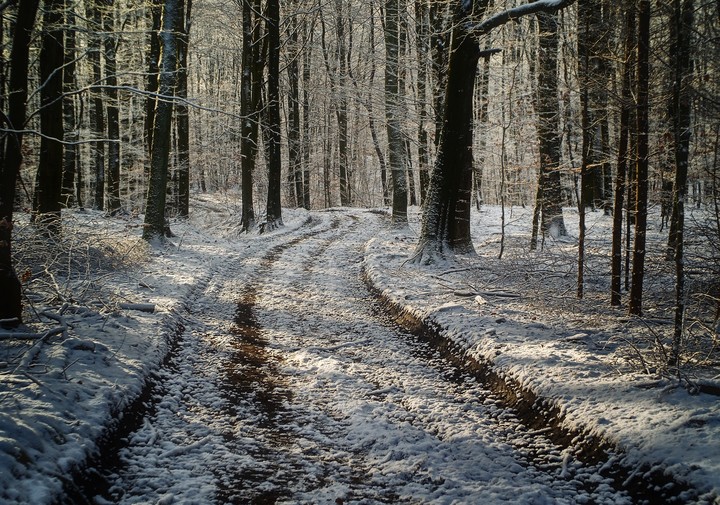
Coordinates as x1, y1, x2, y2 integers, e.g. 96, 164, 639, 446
0, 192, 719, 504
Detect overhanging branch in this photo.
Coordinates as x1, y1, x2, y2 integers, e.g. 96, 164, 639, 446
470, 0, 576, 38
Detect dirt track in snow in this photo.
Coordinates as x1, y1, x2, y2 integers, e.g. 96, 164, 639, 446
72, 211, 668, 504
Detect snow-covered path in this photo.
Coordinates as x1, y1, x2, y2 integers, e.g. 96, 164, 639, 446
91, 210, 630, 504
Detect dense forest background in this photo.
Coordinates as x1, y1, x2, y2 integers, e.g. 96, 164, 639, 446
0, 0, 719, 373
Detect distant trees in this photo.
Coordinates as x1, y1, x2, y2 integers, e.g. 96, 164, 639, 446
1, 0, 717, 340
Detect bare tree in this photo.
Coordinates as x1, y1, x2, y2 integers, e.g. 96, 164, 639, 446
628, 0, 651, 316
33, 0, 65, 230
143, 0, 182, 241
0, 0, 40, 324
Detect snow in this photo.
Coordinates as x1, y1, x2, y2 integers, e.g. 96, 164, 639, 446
0, 195, 718, 504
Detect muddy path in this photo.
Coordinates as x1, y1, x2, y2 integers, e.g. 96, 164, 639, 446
68, 210, 678, 504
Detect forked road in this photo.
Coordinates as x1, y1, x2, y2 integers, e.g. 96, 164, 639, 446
87, 210, 631, 504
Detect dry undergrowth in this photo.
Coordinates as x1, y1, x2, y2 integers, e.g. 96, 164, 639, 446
12, 211, 150, 320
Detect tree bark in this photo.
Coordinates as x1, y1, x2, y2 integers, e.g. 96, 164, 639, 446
385, 0, 408, 224
629, 0, 651, 316
86, 0, 106, 210
335, 1, 351, 206
103, 0, 121, 215
535, 10, 567, 241
61, 4, 78, 208
175, 0, 191, 218
286, 0, 302, 209
611, 5, 636, 306
145, 0, 163, 157
34, 0, 65, 231
413, 18, 481, 262
265, 0, 282, 229
143, 0, 181, 241
415, 0, 430, 204
670, 0, 694, 366
0, 0, 40, 324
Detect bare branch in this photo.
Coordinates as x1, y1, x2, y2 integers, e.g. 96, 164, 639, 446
471, 0, 576, 37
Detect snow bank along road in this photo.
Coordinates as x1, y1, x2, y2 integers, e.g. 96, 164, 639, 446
74, 210, 679, 504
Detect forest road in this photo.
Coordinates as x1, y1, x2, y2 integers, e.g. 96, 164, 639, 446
80, 210, 635, 505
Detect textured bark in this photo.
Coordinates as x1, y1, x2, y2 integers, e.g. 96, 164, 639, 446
143, 0, 181, 241
670, 0, 694, 365
385, 0, 408, 224
103, 0, 121, 215
0, 0, 40, 324
240, 0, 262, 231
34, 0, 65, 230
414, 22, 481, 262
176, 0, 191, 218
335, 1, 351, 206
61, 4, 78, 208
286, 2, 302, 209
301, 18, 312, 210
629, 0, 651, 316
611, 5, 636, 306
86, 0, 106, 210
265, 0, 283, 228
535, 10, 566, 241
145, 0, 163, 157
415, 0, 430, 203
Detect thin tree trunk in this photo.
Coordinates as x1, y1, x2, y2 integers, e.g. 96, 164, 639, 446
611, 5, 636, 306
86, 0, 105, 210
240, 0, 262, 231
145, 0, 163, 157
265, 0, 282, 228
415, 0, 430, 203
62, 5, 78, 208
336, 2, 351, 206
175, 0, 191, 218
287, 1, 302, 208
629, 0, 651, 316
670, 0, 694, 366
385, 0, 407, 223
301, 17, 313, 210
104, 0, 121, 215
34, 0, 65, 231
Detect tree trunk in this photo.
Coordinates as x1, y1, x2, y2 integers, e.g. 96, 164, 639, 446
145, 0, 163, 157
240, 0, 262, 232
265, 0, 282, 229
385, 0, 408, 224
175, 0, 191, 218
415, 0, 430, 203
301, 16, 313, 210
86, 0, 106, 210
611, 5, 636, 306
413, 22, 481, 262
0, 0, 40, 324
336, 2, 351, 207
286, 1, 302, 209
535, 10, 567, 241
34, 0, 65, 231
629, 0, 651, 316
103, 0, 121, 215
670, 0, 694, 366
143, 0, 181, 241
62, 4, 78, 208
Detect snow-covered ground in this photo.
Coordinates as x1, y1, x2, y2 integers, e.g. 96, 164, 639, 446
0, 194, 718, 504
